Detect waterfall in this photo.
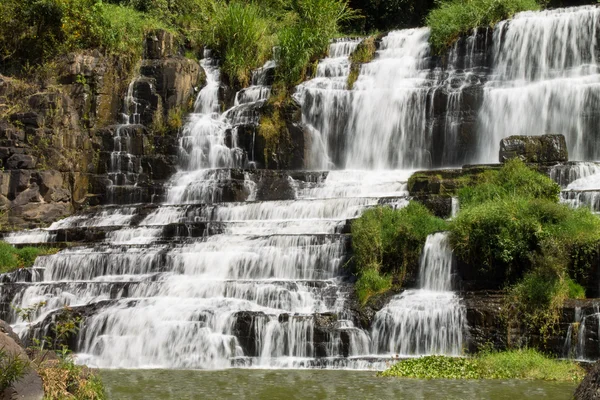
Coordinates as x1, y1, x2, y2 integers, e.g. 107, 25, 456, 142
7, 5, 600, 370
370, 233, 466, 356
477, 6, 600, 163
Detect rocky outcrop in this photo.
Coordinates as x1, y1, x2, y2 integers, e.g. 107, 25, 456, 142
0, 320, 43, 400
575, 361, 600, 400
499, 134, 568, 163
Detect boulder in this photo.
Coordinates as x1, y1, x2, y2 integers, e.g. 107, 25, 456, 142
575, 361, 600, 399
499, 134, 568, 163
0, 320, 44, 400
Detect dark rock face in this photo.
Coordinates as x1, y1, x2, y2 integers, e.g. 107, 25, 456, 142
499, 134, 569, 163
575, 361, 600, 400
144, 30, 176, 60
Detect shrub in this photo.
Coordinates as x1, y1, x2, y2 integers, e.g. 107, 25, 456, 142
380, 349, 584, 381
351, 202, 447, 303
355, 268, 392, 304
426, 0, 541, 53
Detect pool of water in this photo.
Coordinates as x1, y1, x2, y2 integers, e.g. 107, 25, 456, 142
100, 369, 577, 399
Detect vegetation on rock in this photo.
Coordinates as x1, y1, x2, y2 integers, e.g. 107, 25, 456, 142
426, 0, 541, 53
0, 242, 59, 274
347, 35, 377, 89
15, 303, 106, 399
351, 201, 447, 304
380, 349, 585, 381
0, 349, 28, 393
448, 159, 600, 340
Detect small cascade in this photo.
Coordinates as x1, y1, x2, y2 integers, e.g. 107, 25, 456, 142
370, 232, 466, 356
550, 163, 600, 212
563, 305, 600, 361
167, 52, 274, 205
106, 79, 145, 204
477, 6, 600, 163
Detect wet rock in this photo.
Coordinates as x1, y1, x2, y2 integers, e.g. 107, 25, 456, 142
499, 134, 568, 163
575, 361, 600, 400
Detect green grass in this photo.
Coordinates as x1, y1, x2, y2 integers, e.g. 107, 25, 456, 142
426, 0, 541, 53
0, 241, 59, 274
380, 349, 584, 382
351, 201, 447, 303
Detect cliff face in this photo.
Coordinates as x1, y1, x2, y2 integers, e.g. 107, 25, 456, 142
0, 31, 202, 229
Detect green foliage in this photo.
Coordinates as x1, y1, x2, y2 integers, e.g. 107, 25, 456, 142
348, 0, 435, 32
200, 1, 272, 87
448, 160, 600, 339
351, 202, 447, 303
457, 159, 560, 208
0, 242, 59, 274
276, 0, 358, 86
426, 0, 541, 53
0, 349, 28, 392
355, 269, 392, 304
380, 349, 584, 381
0, 0, 169, 73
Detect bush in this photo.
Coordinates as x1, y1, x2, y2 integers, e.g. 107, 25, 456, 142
426, 0, 541, 53
0, 0, 169, 73
351, 202, 447, 303
380, 349, 584, 381
355, 268, 392, 304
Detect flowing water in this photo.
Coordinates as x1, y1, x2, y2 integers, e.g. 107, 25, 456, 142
5, 4, 600, 372
99, 369, 577, 400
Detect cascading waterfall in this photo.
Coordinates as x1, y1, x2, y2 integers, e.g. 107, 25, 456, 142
106, 79, 144, 204
477, 6, 600, 163
7, 5, 600, 370
370, 233, 465, 356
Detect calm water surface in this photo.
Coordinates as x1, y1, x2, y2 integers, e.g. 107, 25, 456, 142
100, 369, 576, 400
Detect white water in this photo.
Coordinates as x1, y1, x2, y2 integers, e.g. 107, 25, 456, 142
477, 6, 600, 163
7, 6, 600, 369
370, 233, 465, 356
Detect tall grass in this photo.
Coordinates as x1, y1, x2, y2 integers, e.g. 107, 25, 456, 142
426, 0, 541, 53
200, 1, 273, 87
276, 0, 358, 86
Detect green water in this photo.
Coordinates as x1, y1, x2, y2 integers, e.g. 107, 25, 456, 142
100, 369, 576, 400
